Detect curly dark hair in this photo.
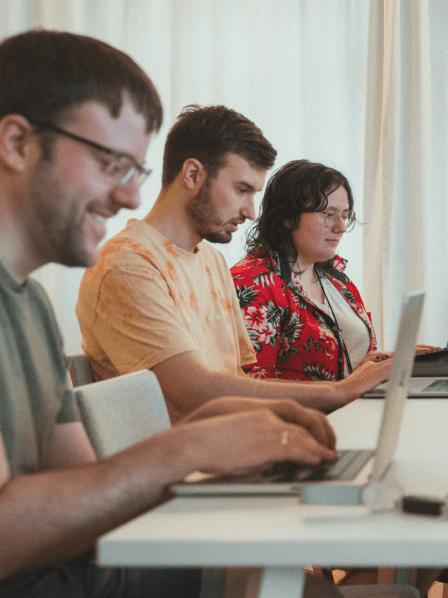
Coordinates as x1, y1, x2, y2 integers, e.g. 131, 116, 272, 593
245, 159, 354, 272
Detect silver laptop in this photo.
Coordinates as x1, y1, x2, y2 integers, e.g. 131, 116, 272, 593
363, 375, 448, 398
171, 292, 425, 505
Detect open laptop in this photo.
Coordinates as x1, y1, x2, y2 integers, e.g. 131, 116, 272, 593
363, 376, 448, 398
171, 292, 425, 505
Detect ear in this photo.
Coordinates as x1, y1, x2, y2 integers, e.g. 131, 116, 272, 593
0, 114, 37, 172
181, 158, 207, 191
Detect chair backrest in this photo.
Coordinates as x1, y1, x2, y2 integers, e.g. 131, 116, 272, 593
67, 354, 96, 387
75, 370, 171, 459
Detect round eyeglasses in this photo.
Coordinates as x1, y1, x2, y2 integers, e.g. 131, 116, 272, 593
319, 209, 356, 231
31, 121, 151, 187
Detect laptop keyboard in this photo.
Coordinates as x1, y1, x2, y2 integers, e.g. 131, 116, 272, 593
261, 449, 375, 483
423, 379, 448, 392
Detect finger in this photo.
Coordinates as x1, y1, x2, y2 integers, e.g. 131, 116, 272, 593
193, 412, 337, 474
343, 359, 392, 401
246, 410, 336, 465
415, 345, 442, 354
372, 352, 394, 361
279, 423, 337, 463
296, 410, 337, 450
368, 358, 392, 377
260, 400, 337, 449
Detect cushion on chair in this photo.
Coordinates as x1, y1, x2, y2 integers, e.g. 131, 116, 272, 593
75, 369, 171, 459
67, 354, 96, 387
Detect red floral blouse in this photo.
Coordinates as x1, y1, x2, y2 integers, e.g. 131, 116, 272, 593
231, 252, 376, 381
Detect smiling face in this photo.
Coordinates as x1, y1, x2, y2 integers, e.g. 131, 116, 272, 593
291, 185, 350, 268
186, 153, 267, 244
25, 99, 151, 268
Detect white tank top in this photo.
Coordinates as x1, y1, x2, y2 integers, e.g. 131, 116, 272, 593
314, 277, 370, 375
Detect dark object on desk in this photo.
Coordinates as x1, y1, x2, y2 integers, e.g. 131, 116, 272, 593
412, 347, 448, 377
401, 495, 446, 516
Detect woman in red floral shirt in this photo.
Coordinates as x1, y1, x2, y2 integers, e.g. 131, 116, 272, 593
231, 160, 381, 382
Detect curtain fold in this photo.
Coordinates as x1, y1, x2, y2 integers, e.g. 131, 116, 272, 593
363, 0, 448, 349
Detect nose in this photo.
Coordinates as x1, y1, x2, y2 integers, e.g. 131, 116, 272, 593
240, 196, 256, 221
110, 177, 141, 211
332, 214, 347, 233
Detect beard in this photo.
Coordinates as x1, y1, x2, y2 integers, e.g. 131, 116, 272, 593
186, 179, 240, 244
25, 157, 99, 269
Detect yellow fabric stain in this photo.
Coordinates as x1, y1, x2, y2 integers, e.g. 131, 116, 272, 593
218, 291, 232, 321
166, 261, 176, 281
165, 241, 180, 258
189, 292, 198, 311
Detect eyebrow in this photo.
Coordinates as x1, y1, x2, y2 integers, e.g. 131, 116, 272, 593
236, 181, 257, 192
325, 207, 352, 213
94, 145, 146, 167
35, 121, 146, 168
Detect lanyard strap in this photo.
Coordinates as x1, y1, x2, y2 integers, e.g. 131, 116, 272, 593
317, 273, 353, 375
277, 251, 353, 378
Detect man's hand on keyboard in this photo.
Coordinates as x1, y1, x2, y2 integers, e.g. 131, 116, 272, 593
181, 396, 336, 449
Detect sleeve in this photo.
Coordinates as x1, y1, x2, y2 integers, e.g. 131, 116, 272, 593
57, 388, 81, 423
90, 264, 199, 375
30, 279, 82, 424
231, 263, 289, 379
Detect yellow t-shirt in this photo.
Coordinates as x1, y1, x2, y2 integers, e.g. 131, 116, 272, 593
76, 219, 255, 418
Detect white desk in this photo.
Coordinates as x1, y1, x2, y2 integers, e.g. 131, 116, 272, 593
99, 399, 448, 598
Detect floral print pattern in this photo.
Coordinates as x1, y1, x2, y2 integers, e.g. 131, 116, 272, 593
231, 252, 376, 381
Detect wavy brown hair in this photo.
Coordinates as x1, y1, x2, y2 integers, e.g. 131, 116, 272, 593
246, 159, 354, 269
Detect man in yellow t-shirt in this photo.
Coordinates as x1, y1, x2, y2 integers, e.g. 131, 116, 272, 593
77, 217, 256, 422
77, 105, 391, 422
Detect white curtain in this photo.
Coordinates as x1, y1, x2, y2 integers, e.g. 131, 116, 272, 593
363, 0, 448, 349
1, 0, 446, 354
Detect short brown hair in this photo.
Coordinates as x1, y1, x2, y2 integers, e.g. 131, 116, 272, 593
0, 29, 163, 133
162, 104, 276, 187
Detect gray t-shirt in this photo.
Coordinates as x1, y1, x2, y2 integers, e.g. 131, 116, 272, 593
0, 260, 80, 477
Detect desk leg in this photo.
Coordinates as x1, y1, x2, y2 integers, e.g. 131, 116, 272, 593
256, 566, 305, 598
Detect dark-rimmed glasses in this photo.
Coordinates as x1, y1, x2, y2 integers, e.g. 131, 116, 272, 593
32, 122, 151, 186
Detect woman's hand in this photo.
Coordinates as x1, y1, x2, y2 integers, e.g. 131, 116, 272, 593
415, 344, 444, 354
356, 351, 393, 368
356, 345, 443, 369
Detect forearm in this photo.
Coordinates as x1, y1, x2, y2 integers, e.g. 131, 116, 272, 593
158, 361, 341, 420
154, 352, 391, 421
0, 427, 195, 580
215, 372, 342, 411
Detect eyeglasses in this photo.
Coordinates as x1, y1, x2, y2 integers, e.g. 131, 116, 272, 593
318, 209, 356, 231
32, 122, 151, 186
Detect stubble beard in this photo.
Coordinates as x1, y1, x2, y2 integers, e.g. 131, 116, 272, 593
186, 180, 233, 244
26, 157, 97, 269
